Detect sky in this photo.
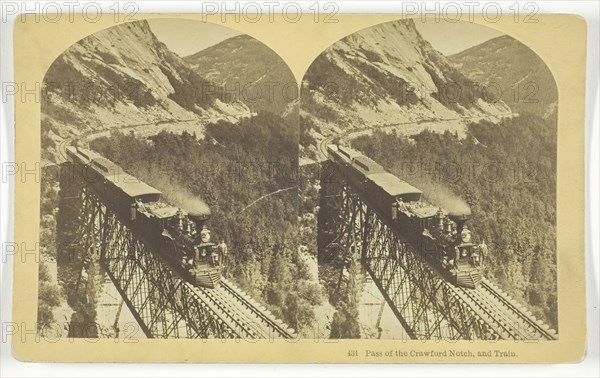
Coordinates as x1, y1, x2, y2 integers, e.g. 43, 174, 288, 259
414, 20, 504, 56
147, 19, 242, 57
147, 18, 503, 59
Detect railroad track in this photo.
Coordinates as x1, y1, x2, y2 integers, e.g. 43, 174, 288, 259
185, 279, 296, 340
99, 201, 295, 340
188, 283, 261, 339
316, 114, 516, 160
480, 279, 558, 340
452, 280, 557, 340
219, 278, 297, 339
454, 285, 523, 340
364, 215, 557, 341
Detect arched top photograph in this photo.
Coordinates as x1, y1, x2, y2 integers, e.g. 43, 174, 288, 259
37, 18, 304, 342
302, 18, 559, 340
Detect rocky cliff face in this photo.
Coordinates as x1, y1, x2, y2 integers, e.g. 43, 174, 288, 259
42, 20, 250, 162
184, 34, 297, 117
300, 19, 511, 148
450, 35, 557, 119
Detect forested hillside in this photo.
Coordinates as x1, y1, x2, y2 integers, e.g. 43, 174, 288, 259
89, 112, 322, 333
352, 113, 557, 329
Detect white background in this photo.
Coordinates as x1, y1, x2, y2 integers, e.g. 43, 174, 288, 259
1, 1, 598, 377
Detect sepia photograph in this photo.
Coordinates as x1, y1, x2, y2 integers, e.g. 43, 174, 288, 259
37, 17, 559, 342
38, 19, 311, 339
6, 9, 589, 366
299, 19, 558, 340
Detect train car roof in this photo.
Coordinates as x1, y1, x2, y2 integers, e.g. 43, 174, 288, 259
410, 206, 440, 218
330, 146, 385, 173
330, 145, 424, 197
367, 172, 423, 197
150, 206, 182, 219
91, 156, 116, 171
337, 146, 362, 158
66, 146, 96, 164
67, 146, 162, 199
352, 155, 385, 174
105, 173, 162, 198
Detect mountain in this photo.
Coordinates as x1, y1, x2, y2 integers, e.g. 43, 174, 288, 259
450, 35, 557, 118
300, 19, 511, 156
41, 20, 250, 163
184, 35, 297, 117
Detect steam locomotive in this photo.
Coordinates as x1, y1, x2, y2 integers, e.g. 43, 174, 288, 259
327, 145, 484, 288
66, 146, 224, 288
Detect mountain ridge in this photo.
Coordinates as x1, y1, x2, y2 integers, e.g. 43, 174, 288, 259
184, 34, 297, 117
300, 19, 511, 159
449, 34, 557, 118
41, 20, 251, 163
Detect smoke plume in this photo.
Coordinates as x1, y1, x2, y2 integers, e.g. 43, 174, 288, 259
414, 180, 471, 216
135, 169, 211, 216
160, 187, 211, 217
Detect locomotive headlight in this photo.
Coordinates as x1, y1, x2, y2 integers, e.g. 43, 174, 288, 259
200, 230, 211, 243
461, 229, 472, 243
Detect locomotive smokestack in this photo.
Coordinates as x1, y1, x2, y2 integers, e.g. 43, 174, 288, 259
188, 210, 210, 230
449, 213, 471, 236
